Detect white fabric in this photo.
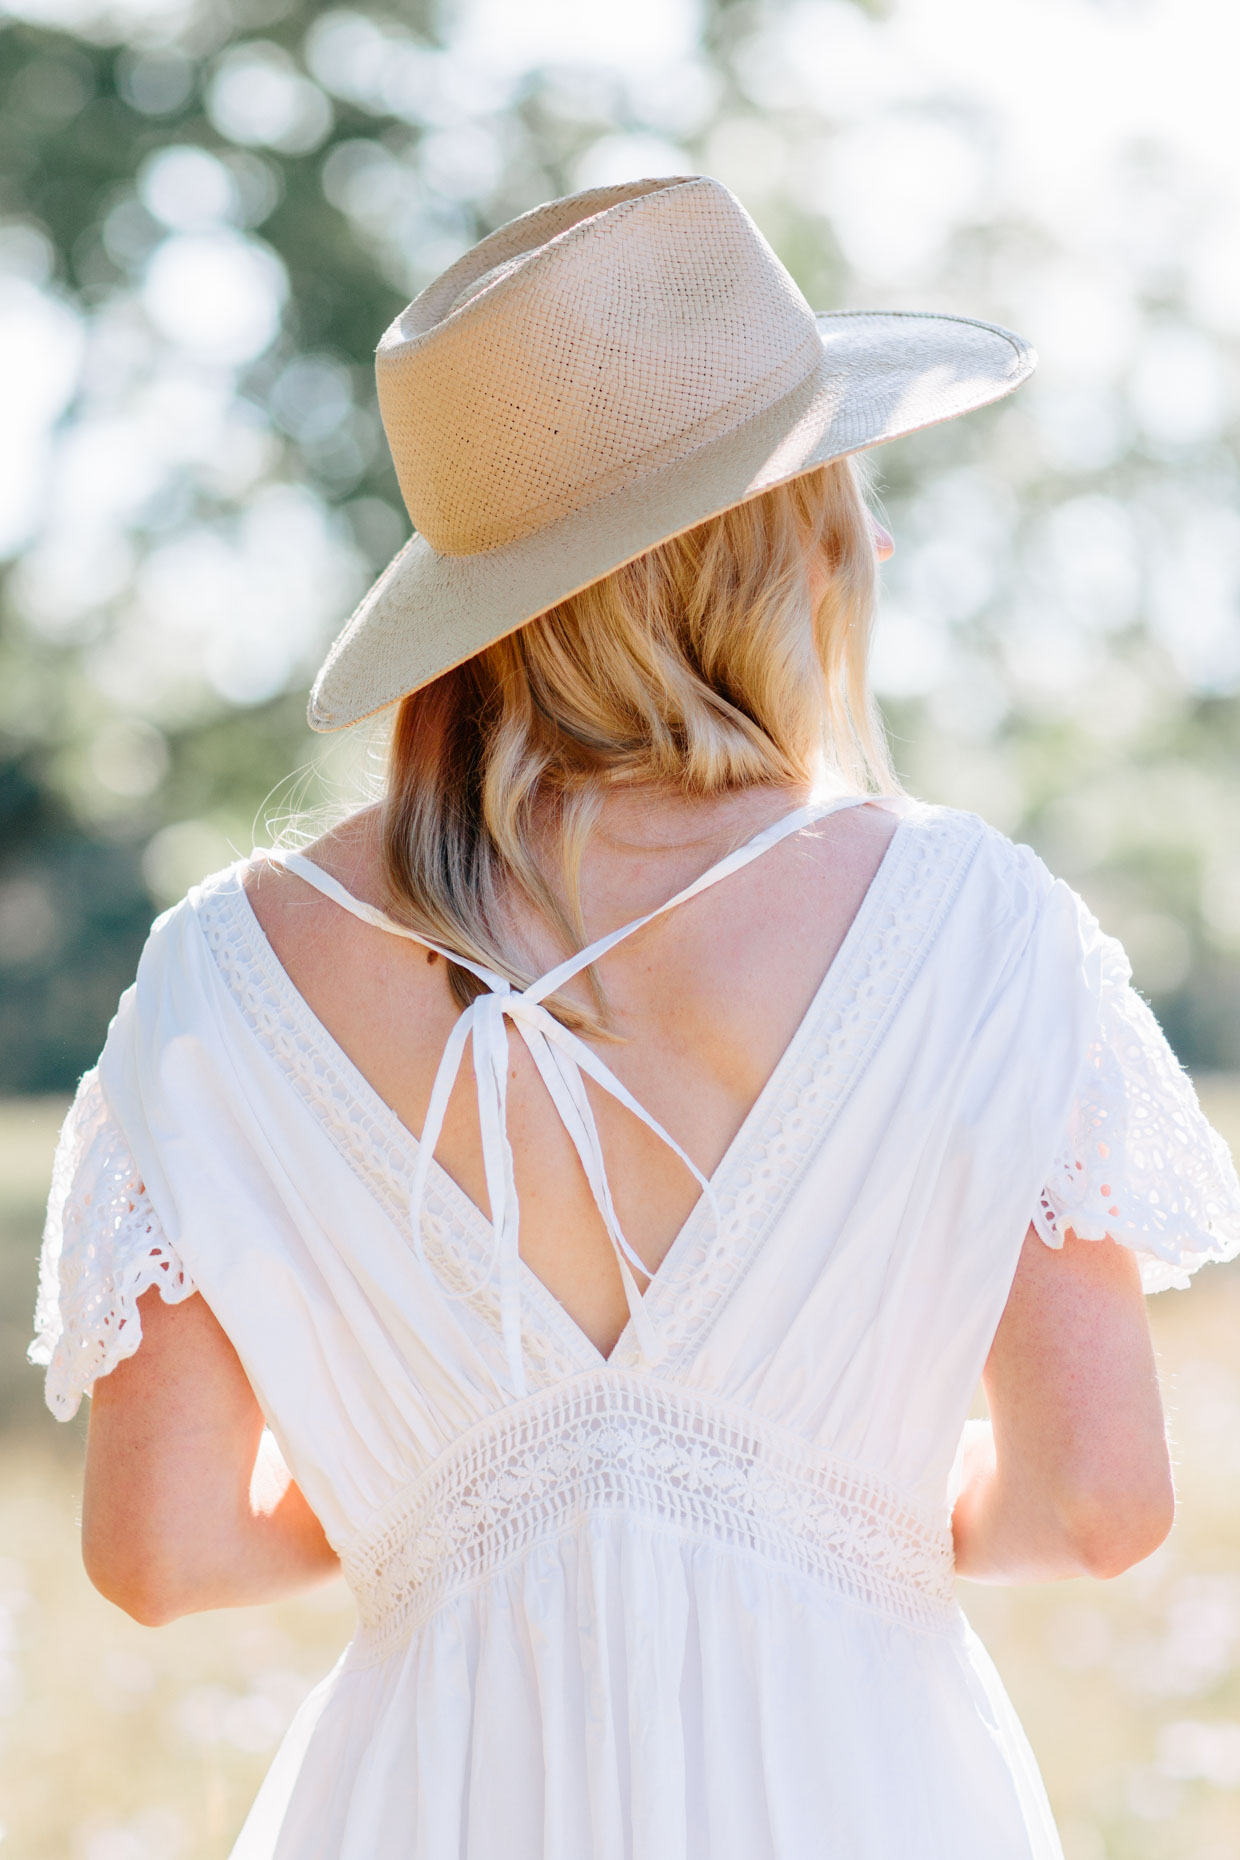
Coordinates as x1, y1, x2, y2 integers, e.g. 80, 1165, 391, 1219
31, 1066, 196, 1421
267, 797, 859, 1394
29, 799, 1240, 1859
1030, 920, 1240, 1289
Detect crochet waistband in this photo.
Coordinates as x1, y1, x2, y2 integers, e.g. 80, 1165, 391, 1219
339, 1376, 958, 1663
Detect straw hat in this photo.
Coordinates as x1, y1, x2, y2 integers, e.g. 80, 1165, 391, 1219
308, 174, 1034, 732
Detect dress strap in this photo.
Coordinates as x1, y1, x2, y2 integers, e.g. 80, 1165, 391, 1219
268, 851, 511, 994
524, 796, 867, 1003
261, 792, 871, 1394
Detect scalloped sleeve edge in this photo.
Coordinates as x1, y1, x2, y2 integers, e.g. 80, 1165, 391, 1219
28, 1068, 197, 1420
1032, 929, 1240, 1292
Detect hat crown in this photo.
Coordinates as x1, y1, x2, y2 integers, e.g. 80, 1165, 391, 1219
376, 177, 824, 557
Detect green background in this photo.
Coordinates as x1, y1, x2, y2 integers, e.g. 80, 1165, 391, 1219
3, 0, 1240, 1854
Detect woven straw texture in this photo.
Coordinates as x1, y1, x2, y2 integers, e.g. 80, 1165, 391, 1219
310, 175, 1034, 731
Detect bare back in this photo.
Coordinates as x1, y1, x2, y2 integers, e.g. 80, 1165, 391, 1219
244, 788, 899, 1358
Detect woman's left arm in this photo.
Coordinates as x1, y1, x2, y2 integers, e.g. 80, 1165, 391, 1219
951, 1221, 1175, 1583
82, 1286, 340, 1626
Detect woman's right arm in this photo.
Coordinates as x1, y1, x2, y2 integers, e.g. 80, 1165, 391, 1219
951, 1222, 1175, 1583
82, 1286, 340, 1626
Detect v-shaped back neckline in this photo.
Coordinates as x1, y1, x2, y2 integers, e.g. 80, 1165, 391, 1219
204, 797, 982, 1387
243, 793, 906, 1389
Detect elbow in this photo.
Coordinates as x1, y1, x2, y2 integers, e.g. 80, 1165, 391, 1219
82, 1538, 194, 1628
1060, 1473, 1176, 1580
108, 1587, 186, 1630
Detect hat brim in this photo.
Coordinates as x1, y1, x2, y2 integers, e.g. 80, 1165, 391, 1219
308, 311, 1034, 731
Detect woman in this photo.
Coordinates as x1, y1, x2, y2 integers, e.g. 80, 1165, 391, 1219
31, 176, 1240, 1858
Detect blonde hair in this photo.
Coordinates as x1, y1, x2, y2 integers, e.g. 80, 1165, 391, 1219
381, 456, 899, 1030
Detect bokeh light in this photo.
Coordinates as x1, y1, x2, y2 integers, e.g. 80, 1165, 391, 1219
2, 1, 1240, 1850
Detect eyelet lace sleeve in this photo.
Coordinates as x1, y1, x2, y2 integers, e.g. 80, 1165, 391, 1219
1033, 929, 1240, 1290
28, 1068, 196, 1420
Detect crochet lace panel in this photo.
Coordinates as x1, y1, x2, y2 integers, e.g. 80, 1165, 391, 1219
1032, 929, 1240, 1291
339, 1373, 959, 1663
197, 812, 981, 1385
29, 1069, 196, 1421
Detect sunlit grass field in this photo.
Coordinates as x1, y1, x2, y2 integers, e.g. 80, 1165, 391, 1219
3, 1086, 1240, 1860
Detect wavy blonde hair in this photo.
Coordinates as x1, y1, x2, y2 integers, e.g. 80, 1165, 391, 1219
381, 455, 899, 1030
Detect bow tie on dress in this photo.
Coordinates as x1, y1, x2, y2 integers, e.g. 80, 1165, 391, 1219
269, 797, 867, 1395
404, 954, 713, 1395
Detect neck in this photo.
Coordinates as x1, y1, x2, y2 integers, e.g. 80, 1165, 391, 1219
580, 782, 813, 857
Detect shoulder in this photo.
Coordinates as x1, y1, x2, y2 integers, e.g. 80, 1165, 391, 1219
127, 808, 384, 969
129, 854, 255, 981
257, 807, 382, 891
108, 833, 305, 1033
883, 798, 1111, 978
894, 796, 1057, 896
862, 794, 1049, 898
240, 806, 384, 962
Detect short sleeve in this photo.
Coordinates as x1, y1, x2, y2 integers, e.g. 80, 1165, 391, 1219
1032, 917, 1240, 1291
28, 1068, 197, 1421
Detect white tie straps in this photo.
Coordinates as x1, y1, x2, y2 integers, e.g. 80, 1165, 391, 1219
265, 795, 869, 1394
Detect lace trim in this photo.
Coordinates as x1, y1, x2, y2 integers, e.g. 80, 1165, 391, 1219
28, 1070, 196, 1421
1032, 931, 1240, 1291
339, 1373, 958, 1662
195, 869, 588, 1385
628, 804, 983, 1371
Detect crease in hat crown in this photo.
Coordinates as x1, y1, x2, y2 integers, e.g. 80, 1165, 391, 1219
374, 176, 827, 558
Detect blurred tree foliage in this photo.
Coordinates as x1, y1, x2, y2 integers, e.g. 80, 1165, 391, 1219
1, 0, 1238, 1091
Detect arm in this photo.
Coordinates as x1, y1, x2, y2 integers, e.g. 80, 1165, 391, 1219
82, 1286, 339, 1626
952, 1223, 1174, 1583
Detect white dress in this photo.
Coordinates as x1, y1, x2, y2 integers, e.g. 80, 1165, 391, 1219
29, 795, 1240, 1860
